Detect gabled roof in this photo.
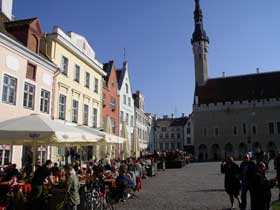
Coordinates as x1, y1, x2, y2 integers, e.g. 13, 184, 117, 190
116, 70, 122, 87
103, 60, 114, 84
170, 117, 189, 127
156, 117, 189, 127
116, 61, 128, 90
194, 71, 280, 105
4, 17, 37, 26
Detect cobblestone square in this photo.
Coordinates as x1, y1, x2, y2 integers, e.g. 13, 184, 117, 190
117, 162, 278, 210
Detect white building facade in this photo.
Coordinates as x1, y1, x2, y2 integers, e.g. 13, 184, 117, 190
117, 61, 135, 154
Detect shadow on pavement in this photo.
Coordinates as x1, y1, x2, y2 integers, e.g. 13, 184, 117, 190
185, 189, 225, 193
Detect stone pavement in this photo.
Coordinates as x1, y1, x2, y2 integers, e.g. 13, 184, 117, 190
116, 161, 278, 210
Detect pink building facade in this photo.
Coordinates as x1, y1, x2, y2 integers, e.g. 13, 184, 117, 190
0, 22, 57, 168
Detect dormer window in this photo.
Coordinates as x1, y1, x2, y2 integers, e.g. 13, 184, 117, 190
30, 34, 39, 53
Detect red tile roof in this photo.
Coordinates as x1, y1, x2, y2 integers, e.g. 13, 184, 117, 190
194, 71, 280, 105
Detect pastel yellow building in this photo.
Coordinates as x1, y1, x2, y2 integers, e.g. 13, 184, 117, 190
45, 26, 106, 162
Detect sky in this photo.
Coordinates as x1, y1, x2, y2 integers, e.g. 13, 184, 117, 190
13, 0, 280, 117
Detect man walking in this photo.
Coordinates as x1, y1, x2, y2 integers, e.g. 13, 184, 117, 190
240, 154, 256, 210
64, 165, 80, 210
31, 160, 53, 210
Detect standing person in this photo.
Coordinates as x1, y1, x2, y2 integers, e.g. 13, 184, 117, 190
275, 152, 280, 200
31, 160, 53, 210
221, 157, 242, 209
64, 165, 80, 210
51, 162, 60, 177
251, 161, 277, 210
240, 154, 256, 210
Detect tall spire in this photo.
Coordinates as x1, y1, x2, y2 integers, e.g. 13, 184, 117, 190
191, 0, 209, 44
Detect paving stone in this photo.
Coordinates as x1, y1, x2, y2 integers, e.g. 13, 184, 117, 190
115, 161, 278, 210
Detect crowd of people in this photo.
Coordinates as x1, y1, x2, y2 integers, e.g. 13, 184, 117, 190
221, 152, 280, 210
0, 155, 161, 210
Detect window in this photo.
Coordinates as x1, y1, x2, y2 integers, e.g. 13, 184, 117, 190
177, 142, 181, 150
277, 122, 280, 134
162, 127, 166, 132
94, 78, 99, 93
126, 113, 129, 124
125, 83, 128, 94
177, 133, 181, 139
215, 128, 219, 136
233, 126, 238, 136
58, 94, 66, 120
72, 100, 79, 123
171, 133, 175, 139
2, 74, 17, 105
74, 65, 80, 82
26, 63, 36, 81
120, 111, 124, 122
187, 137, 191, 144
83, 104, 89, 125
243, 123, 247, 135
128, 97, 131, 107
110, 97, 116, 111
203, 128, 207, 136
187, 127, 191, 134
123, 95, 126, 105
165, 133, 169, 139
93, 108, 98, 128
23, 82, 35, 109
171, 143, 175, 150
269, 122, 274, 135
111, 118, 116, 134
159, 134, 163, 138
252, 125, 257, 135
102, 93, 106, 107
0, 146, 10, 165
40, 89, 50, 114
85, 72, 90, 88
130, 116, 133, 127
60, 56, 68, 76
159, 143, 163, 150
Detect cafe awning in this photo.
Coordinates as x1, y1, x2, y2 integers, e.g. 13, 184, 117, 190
0, 114, 102, 146
77, 125, 126, 144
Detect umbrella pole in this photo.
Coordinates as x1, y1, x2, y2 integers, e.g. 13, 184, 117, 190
32, 141, 37, 171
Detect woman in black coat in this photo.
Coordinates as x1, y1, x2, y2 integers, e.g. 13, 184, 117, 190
251, 161, 276, 210
221, 157, 241, 209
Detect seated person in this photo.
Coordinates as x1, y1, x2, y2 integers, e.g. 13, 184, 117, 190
113, 164, 134, 202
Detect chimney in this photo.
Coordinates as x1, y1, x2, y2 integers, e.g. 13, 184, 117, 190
171, 114, 175, 119
182, 113, 185, 117
222, 72, 225, 77
256, 68, 260, 74
0, 0, 13, 20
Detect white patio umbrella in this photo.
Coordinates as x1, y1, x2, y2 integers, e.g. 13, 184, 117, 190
132, 127, 140, 158
0, 114, 102, 168
78, 125, 125, 144
121, 122, 130, 159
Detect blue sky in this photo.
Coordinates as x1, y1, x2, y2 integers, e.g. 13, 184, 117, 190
14, 0, 280, 117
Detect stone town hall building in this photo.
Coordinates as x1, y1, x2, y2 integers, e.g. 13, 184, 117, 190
191, 0, 280, 161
